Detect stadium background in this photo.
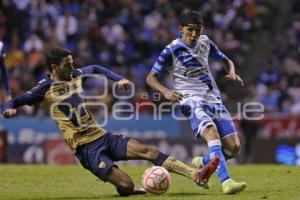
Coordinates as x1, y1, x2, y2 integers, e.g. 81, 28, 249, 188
0, 0, 299, 166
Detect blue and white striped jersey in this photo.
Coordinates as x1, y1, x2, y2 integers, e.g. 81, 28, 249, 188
151, 35, 226, 104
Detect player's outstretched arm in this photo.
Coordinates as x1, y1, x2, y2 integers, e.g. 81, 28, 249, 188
75, 65, 131, 91
209, 39, 243, 86
221, 57, 244, 86
2, 94, 29, 118
79, 65, 124, 81
146, 71, 183, 102
1, 82, 49, 118
146, 46, 183, 101
1, 92, 39, 118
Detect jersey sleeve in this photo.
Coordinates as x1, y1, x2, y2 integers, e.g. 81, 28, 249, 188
209, 39, 226, 61
3, 80, 50, 109
151, 47, 172, 75
78, 65, 124, 81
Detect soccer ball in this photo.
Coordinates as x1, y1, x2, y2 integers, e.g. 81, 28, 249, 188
141, 166, 171, 194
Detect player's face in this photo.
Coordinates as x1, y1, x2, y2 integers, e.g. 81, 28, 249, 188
56, 55, 74, 81
180, 24, 203, 46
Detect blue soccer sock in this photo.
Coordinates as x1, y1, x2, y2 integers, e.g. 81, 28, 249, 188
202, 140, 230, 183
202, 147, 233, 163
202, 154, 210, 165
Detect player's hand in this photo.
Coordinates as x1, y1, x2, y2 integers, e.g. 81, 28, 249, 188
225, 73, 244, 86
164, 90, 184, 102
2, 108, 17, 118
117, 79, 131, 91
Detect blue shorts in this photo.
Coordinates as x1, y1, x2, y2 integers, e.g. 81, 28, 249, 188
75, 132, 130, 181
181, 101, 237, 139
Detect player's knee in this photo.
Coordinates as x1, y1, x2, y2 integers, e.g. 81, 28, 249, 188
116, 180, 134, 196
225, 142, 241, 156
203, 125, 220, 140
232, 142, 241, 155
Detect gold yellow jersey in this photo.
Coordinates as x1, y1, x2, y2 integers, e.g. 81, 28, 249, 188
5, 65, 124, 152
41, 76, 107, 152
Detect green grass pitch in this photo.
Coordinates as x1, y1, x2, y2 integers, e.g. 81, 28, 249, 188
0, 164, 299, 200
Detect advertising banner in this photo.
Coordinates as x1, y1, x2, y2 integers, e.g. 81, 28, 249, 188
258, 116, 300, 138
252, 138, 300, 165
44, 139, 77, 165
1, 115, 300, 164
6, 144, 44, 163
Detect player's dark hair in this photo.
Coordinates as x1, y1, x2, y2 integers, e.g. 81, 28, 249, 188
179, 10, 204, 26
46, 48, 71, 72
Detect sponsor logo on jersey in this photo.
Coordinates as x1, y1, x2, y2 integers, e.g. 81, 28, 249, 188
184, 67, 207, 78
56, 84, 78, 96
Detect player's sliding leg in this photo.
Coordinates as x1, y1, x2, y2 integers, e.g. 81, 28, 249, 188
127, 138, 199, 182
106, 167, 146, 196
161, 155, 219, 187
126, 138, 219, 186
195, 126, 246, 194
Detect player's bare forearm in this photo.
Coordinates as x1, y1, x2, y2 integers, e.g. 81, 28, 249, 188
221, 57, 235, 75
146, 72, 184, 101
146, 72, 168, 95
221, 57, 244, 86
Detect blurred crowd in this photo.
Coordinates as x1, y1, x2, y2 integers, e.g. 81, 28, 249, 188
1, 0, 298, 116
252, 0, 300, 115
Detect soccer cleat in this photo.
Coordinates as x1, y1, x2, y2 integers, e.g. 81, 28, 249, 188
192, 156, 204, 168
222, 179, 247, 194
195, 156, 220, 187
192, 156, 209, 189
131, 187, 147, 195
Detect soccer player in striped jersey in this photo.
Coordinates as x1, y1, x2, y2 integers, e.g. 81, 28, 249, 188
146, 10, 246, 194
2, 47, 219, 196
